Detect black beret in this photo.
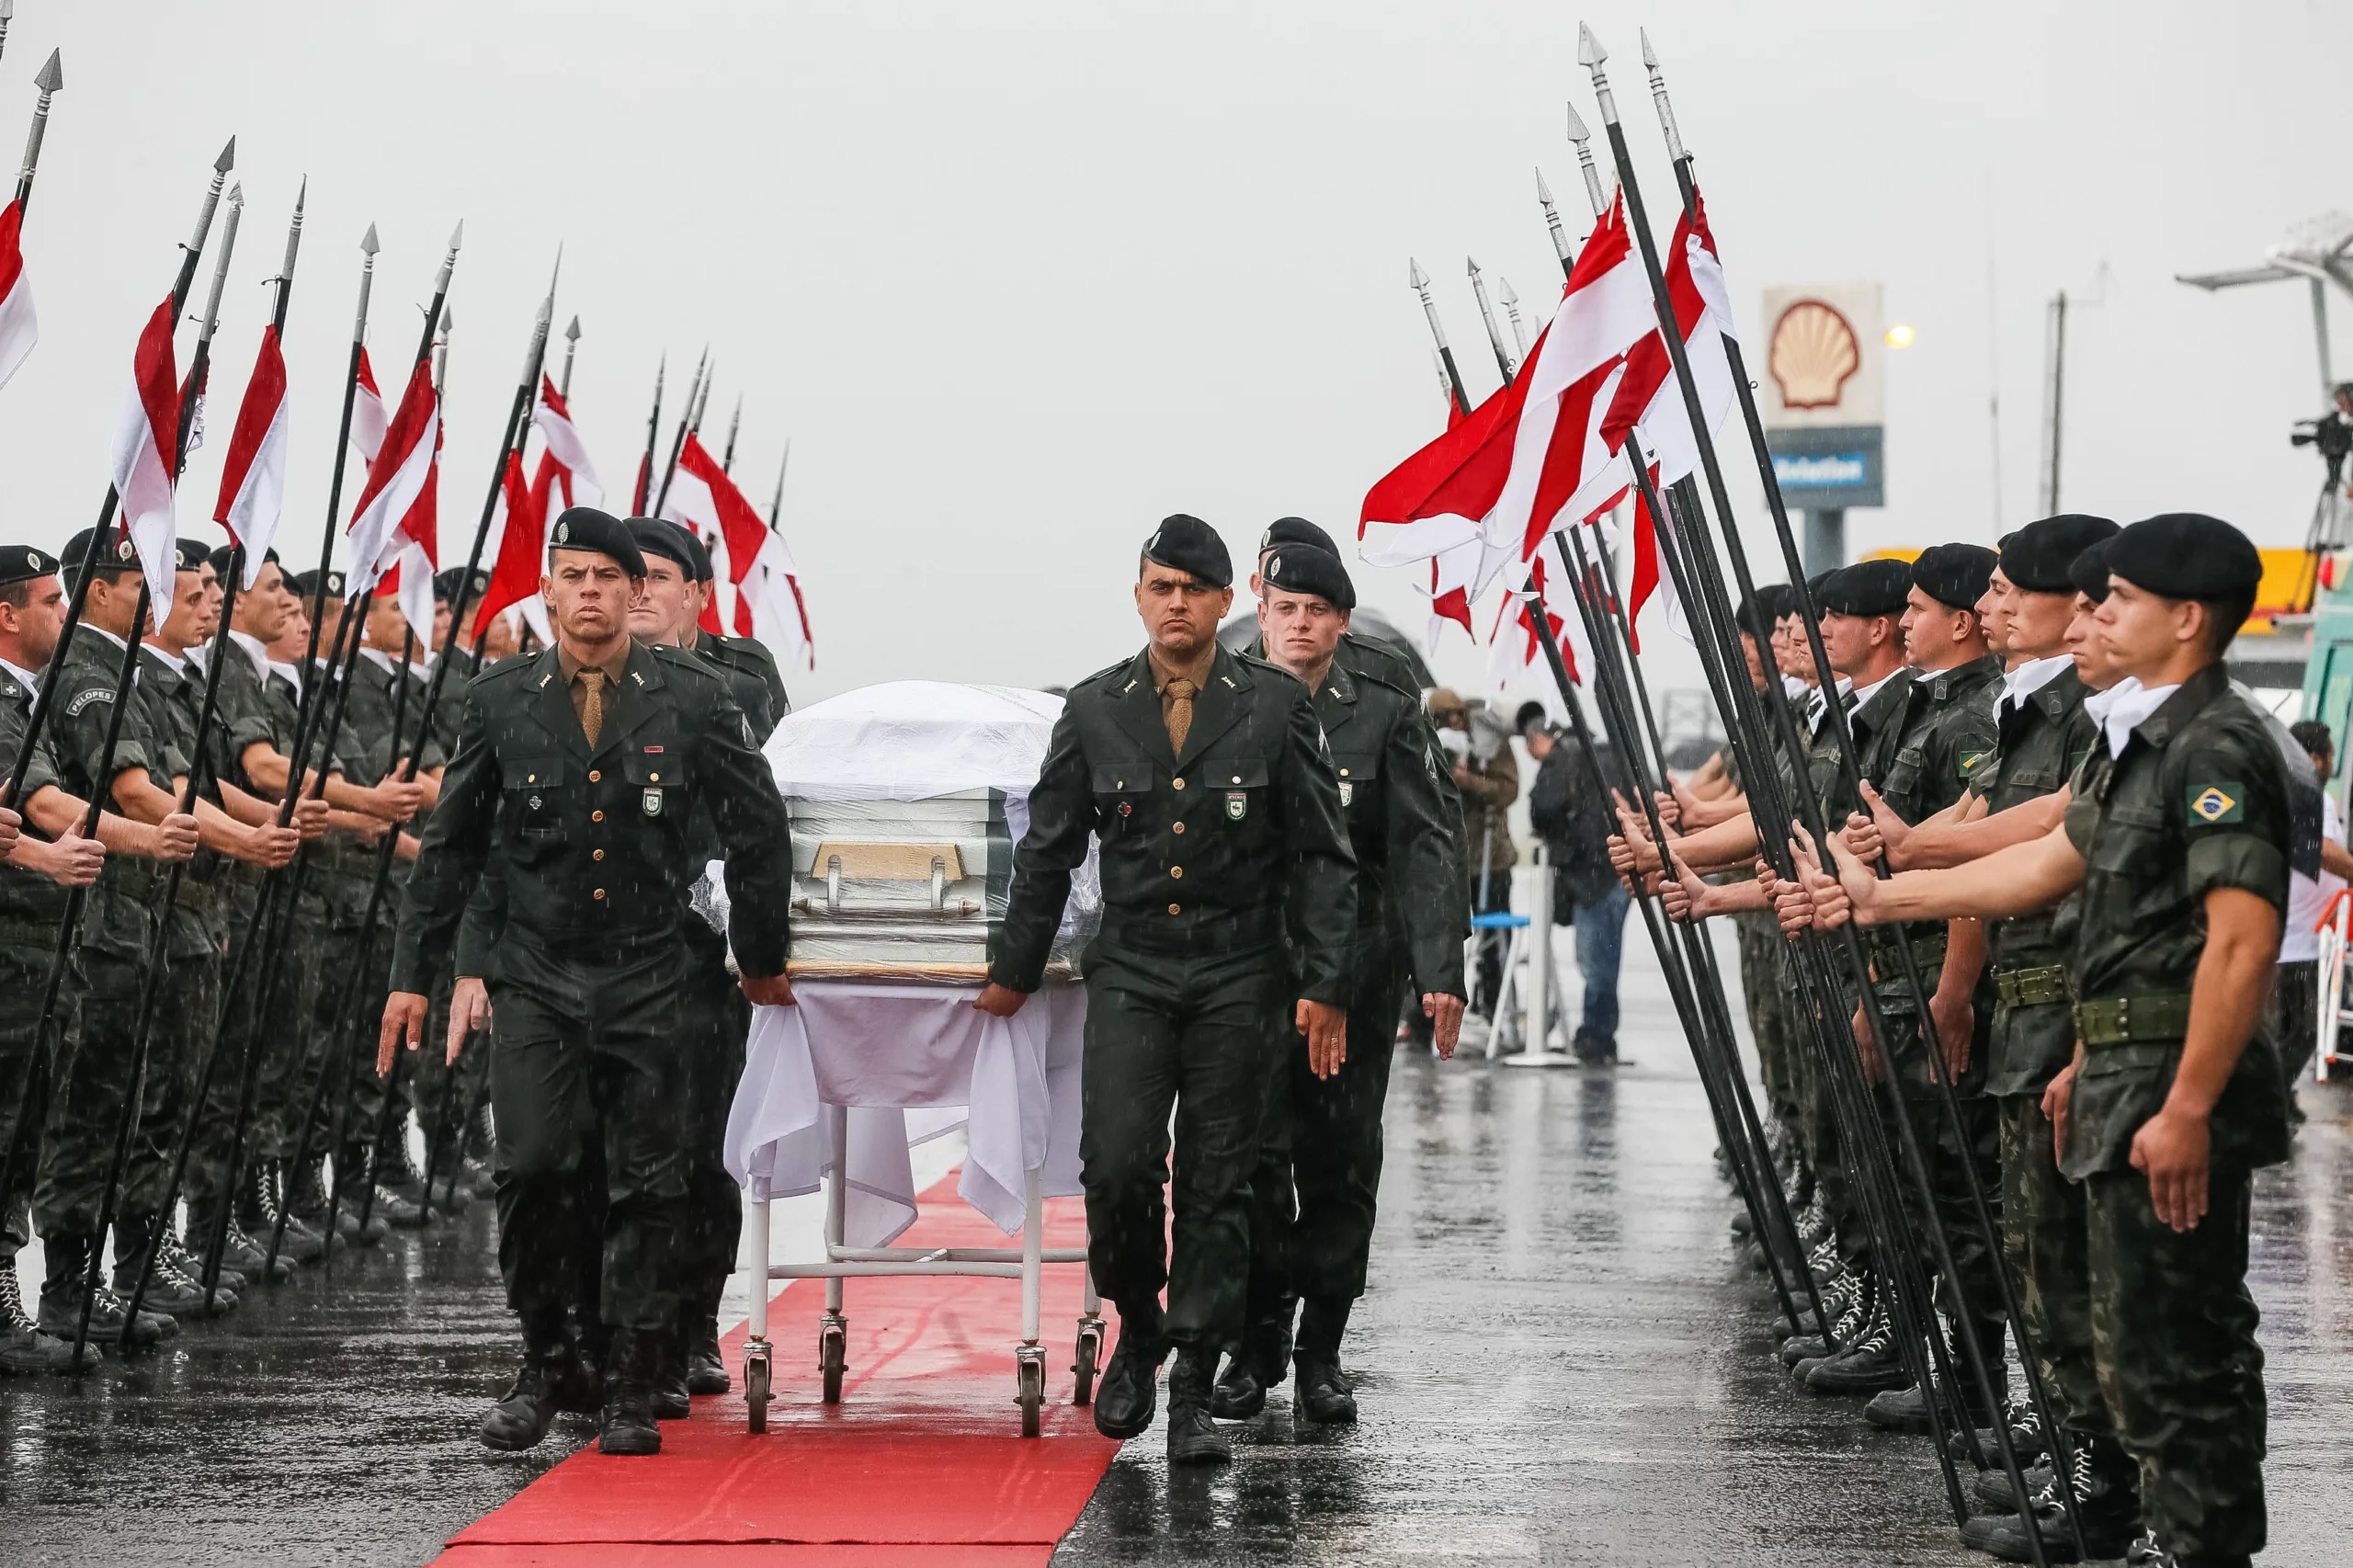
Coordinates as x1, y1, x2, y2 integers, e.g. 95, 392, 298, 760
1911, 542, 1998, 611
2067, 539, 2113, 604
2000, 514, 2119, 594
1259, 516, 1337, 556
208, 543, 278, 583
169, 538, 213, 574
288, 567, 347, 600
1736, 584, 1790, 641
681, 527, 716, 584
2106, 513, 2263, 602
628, 517, 699, 576
1142, 514, 1231, 588
547, 506, 647, 579
60, 528, 141, 573
1261, 543, 1356, 610
0, 543, 58, 586
1802, 570, 1836, 610
1816, 557, 1913, 618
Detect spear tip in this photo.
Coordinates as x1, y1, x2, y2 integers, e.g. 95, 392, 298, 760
1408, 256, 1428, 290
1535, 165, 1554, 203
294, 175, 307, 212
1466, 255, 1481, 277
1, 4, 16, 24
215, 135, 236, 174
448, 219, 464, 252
226, 182, 244, 208
565, 313, 581, 342
1640, 27, 1658, 69
34, 48, 62, 94
1577, 21, 1606, 68
360, 222, 381, 256
1564, 101, 1591, 142
1499, 277, 1519, 304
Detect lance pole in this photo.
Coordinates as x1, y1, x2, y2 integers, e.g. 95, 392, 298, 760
767, 439, 790, 528
559, 314, 580, 398
1534, 166, 1574, 274
652, 347, 707, 515
1631, 29, 2080, 1546
210, 225, 462, 1290
722, 392, 743, 474
14, 47, 60, 210
1466, 256, 1517, 382
123, 182, 311, 1327
0, 143, 237, 1283
72, 178, 247, 1359
1408, 260, 1472, 419
1582, 28, 2037, 1537
632, 354, 665, 512
1496, 276, 1529, 360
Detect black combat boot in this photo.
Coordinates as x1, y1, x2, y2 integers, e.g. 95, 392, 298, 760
461, 1100, 497, 1199
1803, 1298, 1911, 1395
598, 1326, 664, 1456
1949, 1398, 2052, 1467
379, 1132, 430, 1210
36, 1233, 172, 1347
0, 1264, 95, 1374
1164, 1348, 1232, 1465
1974, 1456, 2055, 1514
683, 1300, 730, 1395
112, 1212, 235, 1316
563, 1312, 611, 1415
1962, 1433, 2144, 1562
343, 1141, 425, 1231
254, 1158, 335, 1260
1091, 1301, 1166, 1440
1211, 1312, 1292, 1420
1292, 1296, 1358, 1425
651, 1325, 691, 1419
481, 1311, 575, 1451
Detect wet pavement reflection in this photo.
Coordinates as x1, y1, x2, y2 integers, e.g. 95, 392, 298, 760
3, 926, 2350, 1565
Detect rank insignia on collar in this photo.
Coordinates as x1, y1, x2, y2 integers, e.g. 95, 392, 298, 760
1226, 790, 1247, 820
2187, 783, 2243, 825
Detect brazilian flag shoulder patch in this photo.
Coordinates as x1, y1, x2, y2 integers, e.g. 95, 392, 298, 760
1958, 750, 1989, 780
2186, 782, 2245, 825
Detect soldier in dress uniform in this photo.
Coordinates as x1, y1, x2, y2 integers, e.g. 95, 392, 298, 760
1813, 514, 2288, 1568
381, 506, 797, 1458
975, 514, 1356, 1467
1211, 541, 1464, 1426
0, 542, 122, 1372
678, 530, 790, 730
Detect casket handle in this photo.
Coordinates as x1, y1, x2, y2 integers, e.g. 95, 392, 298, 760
826, 854, 844, 915
930, 855, 947, 912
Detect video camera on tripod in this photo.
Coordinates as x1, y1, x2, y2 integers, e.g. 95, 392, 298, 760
2290, 405, 2351, 479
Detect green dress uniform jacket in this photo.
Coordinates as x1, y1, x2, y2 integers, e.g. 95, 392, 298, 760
693, 629, 788, 737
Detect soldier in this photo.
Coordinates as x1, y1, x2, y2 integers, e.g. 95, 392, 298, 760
1813, 514, 2287, 1568
1212, 541, 1463, 1426
381, 506, 796, 1458
1, 542, 122, 1372
27, 529, 204, 1346
974, 514, 1355, 1467
678, 529, 790, 729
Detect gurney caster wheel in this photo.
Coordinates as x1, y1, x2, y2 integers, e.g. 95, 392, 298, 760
1016, 1346, 1046, 1438
745, 1339, 772, 1435
1071, 1318, 1104, 1408
819, 1313, 847, 1405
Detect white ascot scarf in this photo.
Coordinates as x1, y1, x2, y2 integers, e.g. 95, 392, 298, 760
2081, 676, 2181, 758
2001, 653, 2074, 714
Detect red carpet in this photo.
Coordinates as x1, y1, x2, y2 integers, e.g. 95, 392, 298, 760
432, 1174, 1119, 1567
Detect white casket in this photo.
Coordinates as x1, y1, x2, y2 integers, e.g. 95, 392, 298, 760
760, 681, 1098, 983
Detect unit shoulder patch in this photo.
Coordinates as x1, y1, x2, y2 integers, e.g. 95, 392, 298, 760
1958, 750, 1989, 780
2185, 781, 2245, 826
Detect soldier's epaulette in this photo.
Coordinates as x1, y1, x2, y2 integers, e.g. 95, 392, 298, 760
1070, 656, 1137, 694
1349, 660, 1422, 705
648, 642, 727, 686
472, 653, 543, 689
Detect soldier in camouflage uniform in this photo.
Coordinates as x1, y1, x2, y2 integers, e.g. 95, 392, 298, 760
1816, 514, 2288, 1568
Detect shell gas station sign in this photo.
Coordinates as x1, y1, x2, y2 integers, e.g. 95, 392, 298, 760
1759, 283, 1885, 510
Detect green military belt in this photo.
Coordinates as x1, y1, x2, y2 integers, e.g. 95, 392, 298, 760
2075, 993, 2193, 1048
0, 918, 63, 950
1995, 963, 2072, 1008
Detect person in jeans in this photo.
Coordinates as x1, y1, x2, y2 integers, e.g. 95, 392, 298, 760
1520, 699, 1630, 1062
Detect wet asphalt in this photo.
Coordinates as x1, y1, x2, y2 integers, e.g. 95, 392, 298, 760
3, 925, 2350, 1566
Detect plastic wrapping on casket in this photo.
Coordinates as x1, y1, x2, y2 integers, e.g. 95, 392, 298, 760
720, 680, 1101, 983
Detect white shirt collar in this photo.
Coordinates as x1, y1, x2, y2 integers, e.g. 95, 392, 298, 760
359, 645, 399, 676
1804, 676, 1855, 730
267, 659, 301, 691
0, 654, 40, 692
1781, 674, 1810, 701
2001, 653, 2074, 714
1850, 671, 1898, 712
2082, 676, 2182, 759
227, 629, 271, 680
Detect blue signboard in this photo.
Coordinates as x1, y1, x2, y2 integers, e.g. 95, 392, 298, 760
1765, 424, 1884, 510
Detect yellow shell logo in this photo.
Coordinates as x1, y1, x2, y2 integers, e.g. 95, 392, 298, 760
1768, 299, 1861, 410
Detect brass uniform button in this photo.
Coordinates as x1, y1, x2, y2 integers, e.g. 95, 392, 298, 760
593, 888, 607, 900
1167, 903, 1181, 915
649, 772, 660, 782
588, 768, 602, 782
1172, 778, 1186, 791
1170, 866, 1183, 879
593, 848, 605, 861
1172, 822, 1184, 835
592, 810, 605, 823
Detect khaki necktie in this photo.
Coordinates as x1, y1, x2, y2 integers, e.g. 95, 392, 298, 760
578, 667, 607, 749
1163, 677, 1197, 757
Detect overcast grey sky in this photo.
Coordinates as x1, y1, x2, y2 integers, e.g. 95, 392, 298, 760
0, 1, 2346, 708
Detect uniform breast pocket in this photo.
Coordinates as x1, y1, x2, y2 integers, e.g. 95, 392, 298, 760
623, 753, 687, 822
1090, 763, 1153, 834
506, 757, 567, 841
1331, 753, 1381, 814
1882, 744, 1925, 803
1204, 759, 1269, 830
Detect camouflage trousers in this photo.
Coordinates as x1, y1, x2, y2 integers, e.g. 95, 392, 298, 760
0, 939, 74, 1256
2086, 1167, 2267, 1559
122, 948, 222, 1221
35, 951, 145, 1240
412, 964, 493, 1196
1997, 1090, 2105, 1437
1734, 910, 1801, 1134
